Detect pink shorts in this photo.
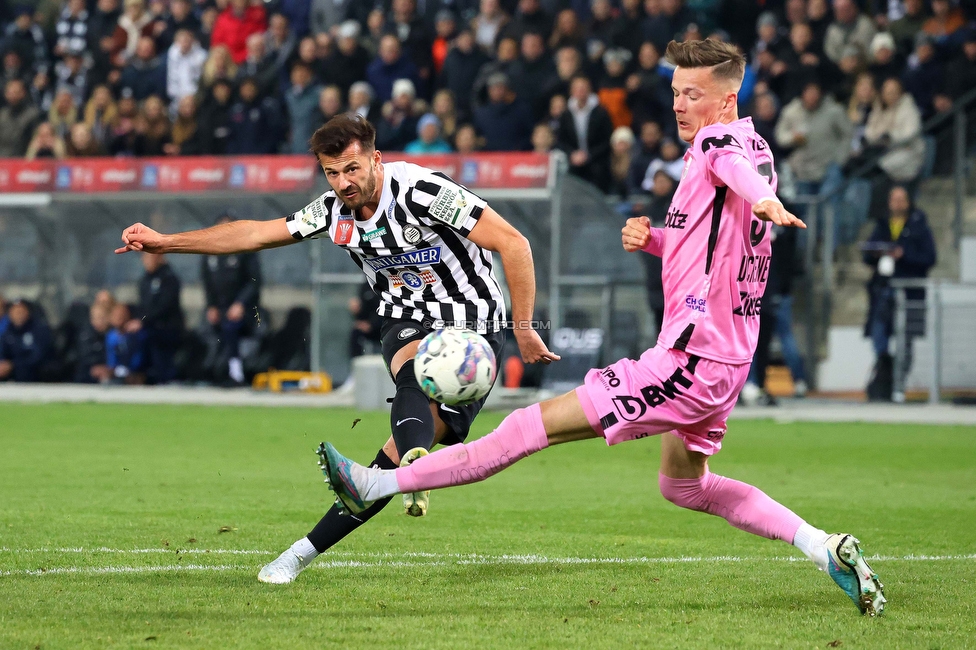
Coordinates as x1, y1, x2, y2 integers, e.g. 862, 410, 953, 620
576, 345, 750, 455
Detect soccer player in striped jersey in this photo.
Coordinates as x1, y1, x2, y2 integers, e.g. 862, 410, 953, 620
115, 114, 559, 584
316, 40, 886, 616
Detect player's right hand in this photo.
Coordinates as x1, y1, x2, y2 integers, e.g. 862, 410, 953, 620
115, 223, 165, 254
621, 216, 651, 252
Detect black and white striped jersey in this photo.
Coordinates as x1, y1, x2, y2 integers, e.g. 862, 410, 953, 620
286, 161, 506, 333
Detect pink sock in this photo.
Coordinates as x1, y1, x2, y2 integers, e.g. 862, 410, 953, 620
396, 403, 549, 493
658, 472, 804, 543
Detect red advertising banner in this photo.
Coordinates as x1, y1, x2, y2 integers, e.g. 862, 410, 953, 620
0, 153, 551, 194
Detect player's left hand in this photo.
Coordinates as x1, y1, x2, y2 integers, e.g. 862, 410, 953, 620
753, 199, 806, 228
515, 329, 560, 365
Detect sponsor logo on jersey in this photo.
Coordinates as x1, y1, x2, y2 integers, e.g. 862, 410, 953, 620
427, 186, 469, 227
398, 327, 419, 340
750, 220, 769, 247
403, 225, 422, 244
390, 269, 437, 289
333, 219, 354, 245
362, 226, 387, 242
664, 206, 688, 229
612, 367, 695, 421
598, 367, 621, 389
365, 246, 441, 271
737, 255, 770, 283
732, 291, 762, 317
684, 295, 707, 312
701, 133, 741, 152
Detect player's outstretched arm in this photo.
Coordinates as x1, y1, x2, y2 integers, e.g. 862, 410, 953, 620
752, 199, 806, 228
467, 207, 560, 365
115, 218, 296, 255
708, 153, 806, 229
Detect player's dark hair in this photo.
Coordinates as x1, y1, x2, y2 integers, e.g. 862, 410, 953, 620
309, 114, 376, 158
665, 39, 746, 86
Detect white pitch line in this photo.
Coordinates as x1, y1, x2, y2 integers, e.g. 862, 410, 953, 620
2, 553, 974, 577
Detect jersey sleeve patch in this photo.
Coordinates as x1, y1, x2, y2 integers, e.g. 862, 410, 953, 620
285, 194, 331, 241
410, 175, 486, 235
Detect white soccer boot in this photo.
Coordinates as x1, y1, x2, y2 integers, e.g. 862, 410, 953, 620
257, 547, 314, 584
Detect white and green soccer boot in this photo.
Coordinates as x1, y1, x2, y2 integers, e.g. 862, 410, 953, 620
825, 533, 887, 616
400, 447, 430, 517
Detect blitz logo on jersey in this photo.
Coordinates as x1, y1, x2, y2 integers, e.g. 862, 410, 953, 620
366, 247, 440, 271
428, 186, 470, 227
701, 134, 741, 152
334, 218, 354, 245
665, 206, 688, 229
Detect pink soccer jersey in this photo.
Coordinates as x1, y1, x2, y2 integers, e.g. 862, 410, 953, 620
646, 117, 777, 365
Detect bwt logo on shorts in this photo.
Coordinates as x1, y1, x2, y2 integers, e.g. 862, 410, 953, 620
365, 247, 441, 271
612, 367, 695, 421
685, 295, 707, 313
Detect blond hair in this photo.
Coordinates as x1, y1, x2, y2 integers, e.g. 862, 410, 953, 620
665, 39, 746, 86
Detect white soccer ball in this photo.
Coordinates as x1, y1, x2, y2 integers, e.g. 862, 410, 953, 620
414, 329, 497, 406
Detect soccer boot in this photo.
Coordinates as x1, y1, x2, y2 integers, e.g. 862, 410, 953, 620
400, 447, 430, 517
316, 442, 377, 515
824, 533, 887, 616
257, 547, 313, 584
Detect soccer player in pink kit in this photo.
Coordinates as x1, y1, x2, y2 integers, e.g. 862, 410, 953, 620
318, 39, 886, 616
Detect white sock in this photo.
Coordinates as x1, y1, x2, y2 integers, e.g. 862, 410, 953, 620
792, 523, 829, 571
362, 468, 400, 501
291, 537, 319, 565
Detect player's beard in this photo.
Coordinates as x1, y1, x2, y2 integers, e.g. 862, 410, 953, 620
338, 166, 377, 211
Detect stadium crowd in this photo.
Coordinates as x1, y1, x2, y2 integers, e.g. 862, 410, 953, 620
1, 0, 973, 391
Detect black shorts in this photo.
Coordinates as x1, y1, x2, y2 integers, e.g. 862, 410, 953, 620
380, 318, 506, 446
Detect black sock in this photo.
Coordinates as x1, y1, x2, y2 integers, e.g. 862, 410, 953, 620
391, 360, 436, 458
306, 449, 397, 553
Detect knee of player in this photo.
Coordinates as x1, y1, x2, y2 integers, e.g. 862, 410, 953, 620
394, 359, 426, 393
658, 473, 708, 510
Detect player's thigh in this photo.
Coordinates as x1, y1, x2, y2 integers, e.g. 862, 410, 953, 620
539, 390, 601, 445
380, 319, 429, 378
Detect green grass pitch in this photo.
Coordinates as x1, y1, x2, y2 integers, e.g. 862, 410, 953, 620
1, 403, 974, 649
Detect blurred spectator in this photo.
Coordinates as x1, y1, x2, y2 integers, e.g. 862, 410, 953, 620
545, 92, 565, 133
608, 125, 635, 198
4, 6, 49, 73
824, 0, 876, 66
1, 50, 29, 91
236, 33, 277, 99
88, 0, 122, 52
586, 0, 615, 48
210, 0, 267, 64
324, 21, 368, 97
862, 185, 935, 401
109, 91, 140, 155
531, 122, 554, 154
52, 48, 89, 107
84, 84, 119, 147
626, 41, 673, 132
506, 0, 551, 41
133, 253, 183, 384
66, 122, 105, 156
0, 300, 52, 382
276, 0, 311, 39
386, 0, 433, 83
285, 62, 321, 154
847, 71, 876, 156
431, 89, 458, 142
597, 47, 632, 129
200, 44, 238, 92
640, 170, 676, 335
73, 303, 112, 383
314, 85, 343, 128
47, 88, 77, 139
549, 8, 584, 51
348, 80, 379, 123
26, 121, 66, 159
106, 302, 145, 383
367, 34, 422, 104
509, 31, 555, 119
751, 92, 783, 161
156, 0, 200, 52
198, 5, 218, 48
453, 122, 480, 153
627, 120, 662, 195
889, 0, 926, 57
293, 36, 326, 82
226, 78, 277, 154
54, 0, 89, 58
202, 212, 261, 385
134, 94, 171, 155
863, 77, 924, 183
472, 0, 510, 54
472, 36, 519, 108
474, 72, 533, 151
347, 282, 382, 360
165, 94, 204, 154
773, 22, 840, 104
922, 0, 965, 40
557, 75, 613, 191
310, 0, 358, 37
196, 79, 234, 154
867, 32, 901, 84
902, 33, 942, 120
612, 0, 646, 54
167, 28, 207, 109
405, 113, 452, 153
751, 11, 784, 65
640, 136, 684, 187
376, 78, 421, 151
362, 9, 386, 58
933, 30, 976, 116
539, 45, 581, 112
775, 80, 852, 195
120, 36, 167, 101
643, 0, 695, 52
113, 0, 155, 67
264, 13, 296, 80
0, 79, 40, 156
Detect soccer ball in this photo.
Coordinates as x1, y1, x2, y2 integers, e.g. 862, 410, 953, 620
414, 329, 497, 406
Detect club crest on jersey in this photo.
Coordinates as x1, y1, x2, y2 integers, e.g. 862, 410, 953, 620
334, 215, 355, 245
428, 186, 470, 227
362, 226, 387, 242
403, 225, 422, 244
365, 246, 440, 271
390, 269, 437, 289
